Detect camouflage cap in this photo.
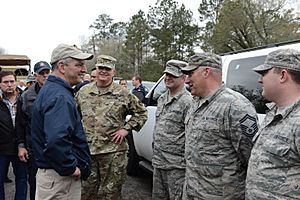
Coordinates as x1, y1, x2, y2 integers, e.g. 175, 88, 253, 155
253, 48, 300, 73
182, 52, 222, 73
164, 60, 187, 77
34, 61, 51, 73
50, 43, 94, 64
95, 55, 116, 69
26, 74, 36, 83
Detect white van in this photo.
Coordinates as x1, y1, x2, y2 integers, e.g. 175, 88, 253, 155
127, 39, 300, 174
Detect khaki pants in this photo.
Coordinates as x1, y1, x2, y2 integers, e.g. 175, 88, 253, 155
36, 168, 81, 200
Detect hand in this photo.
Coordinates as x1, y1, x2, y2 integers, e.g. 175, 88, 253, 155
72, 167, 81, 180
111, 129, 129, 144
18, 147, 29, 162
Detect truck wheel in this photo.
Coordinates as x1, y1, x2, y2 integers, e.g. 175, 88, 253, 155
126, 132, 140, 176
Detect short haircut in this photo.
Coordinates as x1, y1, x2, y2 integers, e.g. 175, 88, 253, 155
274, 67, 300, 85
51, 57, 72, 70
0, 71, 16, 82
134, 75, 142, 83
119, 79, 127, 84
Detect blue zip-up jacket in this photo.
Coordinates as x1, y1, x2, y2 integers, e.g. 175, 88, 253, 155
31, 75, 91, 180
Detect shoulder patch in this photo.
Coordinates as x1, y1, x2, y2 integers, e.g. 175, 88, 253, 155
239, 114, 258, 138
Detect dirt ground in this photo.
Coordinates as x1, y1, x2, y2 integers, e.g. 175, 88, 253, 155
4, 165, 152, 200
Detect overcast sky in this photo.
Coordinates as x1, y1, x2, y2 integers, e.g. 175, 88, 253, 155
0, 0, 200, 66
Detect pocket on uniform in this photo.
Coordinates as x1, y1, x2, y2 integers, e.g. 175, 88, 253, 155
265, 143, 290, 156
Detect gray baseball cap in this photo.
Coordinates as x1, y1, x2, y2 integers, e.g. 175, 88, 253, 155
50, 44, 94, 64
253, 48, 300, 73
95, 55, 116, 69
164, 60, 187, 77
182, 52, 222, 73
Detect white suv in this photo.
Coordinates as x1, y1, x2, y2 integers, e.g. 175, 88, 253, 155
127, 39, 300, 174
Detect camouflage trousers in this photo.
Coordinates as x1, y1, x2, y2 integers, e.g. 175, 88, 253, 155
81, 151, 128, 200
152, 168, 185, 200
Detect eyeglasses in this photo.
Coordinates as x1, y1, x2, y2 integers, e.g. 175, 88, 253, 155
97, 66, 112, 71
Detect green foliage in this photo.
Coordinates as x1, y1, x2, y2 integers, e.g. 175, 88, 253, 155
124, 10, 150, 75
89, 14, 114, 40
139, 59, 164, 82
199, 0, 300, 53
80, 0, 299, 80
147, 0, 199, 63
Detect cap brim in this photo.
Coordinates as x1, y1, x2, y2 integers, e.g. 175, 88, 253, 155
71, 52, 94, 61
35, 67, 51, 73
163, 69, 181, 77
181, 65, 199, 73
95, 64, 115, 69
252, 64, 273, 73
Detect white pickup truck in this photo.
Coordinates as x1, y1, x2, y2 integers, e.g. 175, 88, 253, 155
127, 39, 300, 174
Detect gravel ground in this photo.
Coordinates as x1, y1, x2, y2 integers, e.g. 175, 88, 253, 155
5, 165, 152, 200
121, 171, 152, 200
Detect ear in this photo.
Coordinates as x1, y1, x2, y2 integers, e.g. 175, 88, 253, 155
112, 69, 116, 76
57, 61, 66, 74
203, 67, 211, 78
279, 69, 288, 83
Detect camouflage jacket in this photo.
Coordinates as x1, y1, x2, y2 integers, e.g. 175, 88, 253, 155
246, 100, 300, 200
152, 87, 192, 169
76, 82, 147, 155
183, 85, 258, 200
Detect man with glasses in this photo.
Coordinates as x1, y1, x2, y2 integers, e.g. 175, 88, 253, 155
181, 52, 258, 199
76, 55, 147, 200
152, 60, 192, 199
0, 71, 27, 200
31, 44, 93, 200
246, 49, 300, 199
15, 61, 51, 200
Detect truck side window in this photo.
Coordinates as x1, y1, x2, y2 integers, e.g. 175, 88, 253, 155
226, 56, 269, 114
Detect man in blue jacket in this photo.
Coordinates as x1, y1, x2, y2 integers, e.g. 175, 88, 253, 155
31, 44, 93, 200
131, 75, 148, 101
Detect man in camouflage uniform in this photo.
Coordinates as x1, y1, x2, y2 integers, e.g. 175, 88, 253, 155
181, 52, 259, 199
246, 49, 300, 199
152, 60, 192, 200
76, 55, 148, 200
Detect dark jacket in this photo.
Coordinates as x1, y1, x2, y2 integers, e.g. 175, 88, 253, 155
132, 84, 148, 101
73, 80, 90, 93
0, 97, 18, 155
31, 75, 91, 180
16, 83, 41, 153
